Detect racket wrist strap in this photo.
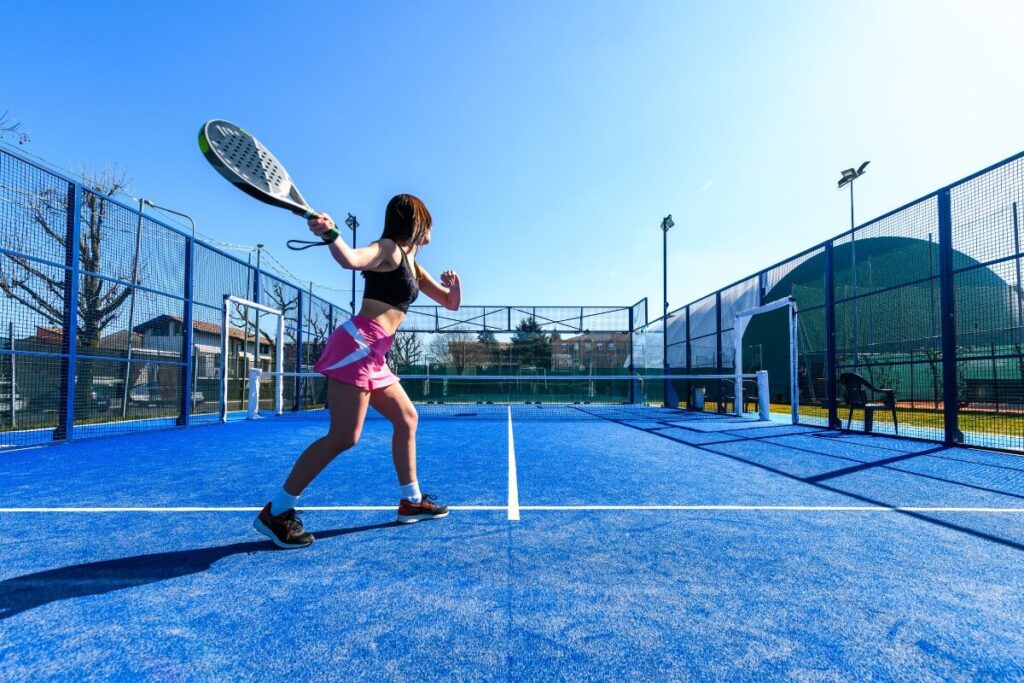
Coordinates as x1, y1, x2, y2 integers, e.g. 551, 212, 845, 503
287, 238, 332, 251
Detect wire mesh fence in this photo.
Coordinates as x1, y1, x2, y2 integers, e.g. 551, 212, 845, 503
5, 141, 1024, 451
635, 150, 1024, 452
0, 146, 646, 448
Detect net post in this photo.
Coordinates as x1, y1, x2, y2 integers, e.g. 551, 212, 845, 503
789, 299, 799, 425
756, 370, 770, 420
220, 294, 230, 422
247, 368, 263, 419
276, 315, 284, 415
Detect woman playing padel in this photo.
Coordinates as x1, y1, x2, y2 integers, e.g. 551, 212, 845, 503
255, 194, 461, 548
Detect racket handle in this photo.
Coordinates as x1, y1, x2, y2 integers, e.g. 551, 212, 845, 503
301, 210, 339, 242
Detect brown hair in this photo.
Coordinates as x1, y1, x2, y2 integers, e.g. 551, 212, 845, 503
381, 194, 432, 247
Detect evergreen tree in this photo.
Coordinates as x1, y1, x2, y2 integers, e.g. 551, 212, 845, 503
511, 317, 552, 370
477, 330, 500, 368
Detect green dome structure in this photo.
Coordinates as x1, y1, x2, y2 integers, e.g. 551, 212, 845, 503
743, 236, 1017, 404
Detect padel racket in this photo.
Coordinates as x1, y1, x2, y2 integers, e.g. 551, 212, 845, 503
198, 119, 338, 248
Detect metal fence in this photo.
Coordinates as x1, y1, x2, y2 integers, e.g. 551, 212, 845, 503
0, 146, 644, 448
635, 149, 1024, 453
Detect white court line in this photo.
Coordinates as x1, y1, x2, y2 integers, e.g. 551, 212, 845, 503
507, 406, 520, 521
1, 506, 1024, 513
519, 505, 1024, 512
0, 506, 507, 513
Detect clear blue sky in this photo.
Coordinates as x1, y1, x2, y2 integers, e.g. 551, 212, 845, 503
3, 1, 1023, 316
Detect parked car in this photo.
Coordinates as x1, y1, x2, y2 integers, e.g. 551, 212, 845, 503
24, 383, 110, 414
129, 384, 203, 406
0, 389, 26, 412
89, 385, 111, 412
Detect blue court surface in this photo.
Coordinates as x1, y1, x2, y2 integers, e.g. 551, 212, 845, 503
2, 410, 1024, 681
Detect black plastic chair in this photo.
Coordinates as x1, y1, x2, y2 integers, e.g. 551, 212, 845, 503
719, 379, 759, 415
838, 372, 898, 434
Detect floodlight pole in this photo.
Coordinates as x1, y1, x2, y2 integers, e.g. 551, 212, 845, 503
849, 180, 858, 368
346, 213, 359, 315
661, 214, 674, 405
143, 199, 196, 241
661, 215, 674, 361
838, 162, 868, 370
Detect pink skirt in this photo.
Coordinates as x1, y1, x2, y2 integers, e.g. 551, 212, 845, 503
313, 315, 399, 391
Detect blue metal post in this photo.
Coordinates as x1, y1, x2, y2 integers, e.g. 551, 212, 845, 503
824, 242, 839, 428
819, 241, 835, 428
685, 304, 692, 408
715, 292, 724, 411
179, 236, 194, 426
56, 183, 83, 442
661, 222, 671, 407
937, 188, 961, 444
627, 304, 635, 403
1013, 202, 1023, 343
294, 289, 305, 412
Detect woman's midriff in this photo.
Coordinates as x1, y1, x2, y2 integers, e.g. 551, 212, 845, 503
358, 298, 407, 336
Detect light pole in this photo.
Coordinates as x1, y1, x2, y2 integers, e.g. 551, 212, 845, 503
660, 215, 674, 405
345, 213, 359, 314
837, 162, 869, 368
143, 199, 196, 241
660, 214, 674, 348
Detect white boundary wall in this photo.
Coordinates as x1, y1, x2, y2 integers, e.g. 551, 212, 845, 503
734, 297, 799, 424
220, 295, 284, 422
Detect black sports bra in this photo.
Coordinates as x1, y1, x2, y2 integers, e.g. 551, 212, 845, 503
362, 244, 420, 313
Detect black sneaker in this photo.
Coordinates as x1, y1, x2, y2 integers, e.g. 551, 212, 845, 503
397, 493, 450, 524
253, 503, 315, 549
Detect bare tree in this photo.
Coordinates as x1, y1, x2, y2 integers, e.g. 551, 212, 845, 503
427, 334, 456, 368
302, 300, 334, 406
305, 300, 333, 364
388, 331, 423, 371
0, 166, 134, 434
426, 332, 481, 373
260, 281, 300, 368
0, 110, 30, 145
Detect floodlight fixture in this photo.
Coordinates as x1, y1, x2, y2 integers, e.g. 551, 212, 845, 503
838, 161, 870, 189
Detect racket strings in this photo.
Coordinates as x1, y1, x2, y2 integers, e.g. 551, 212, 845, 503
211, 127, 289, 196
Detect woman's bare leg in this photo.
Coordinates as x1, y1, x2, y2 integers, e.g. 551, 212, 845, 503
369, 381, 448, 523
368, 382, 419, 486
282, 379, 370, 495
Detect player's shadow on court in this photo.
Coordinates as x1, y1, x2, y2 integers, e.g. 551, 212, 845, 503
0, 521, 399, 620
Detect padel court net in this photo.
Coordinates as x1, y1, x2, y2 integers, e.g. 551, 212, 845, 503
244, 370, 780, 422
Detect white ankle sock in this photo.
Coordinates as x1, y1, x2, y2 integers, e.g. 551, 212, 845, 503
400, 481, 422, 503
270, 488, 298, 516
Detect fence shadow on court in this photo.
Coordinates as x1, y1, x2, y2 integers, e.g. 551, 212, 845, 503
613, 416, 1024, 554
0, 521, 400, 620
